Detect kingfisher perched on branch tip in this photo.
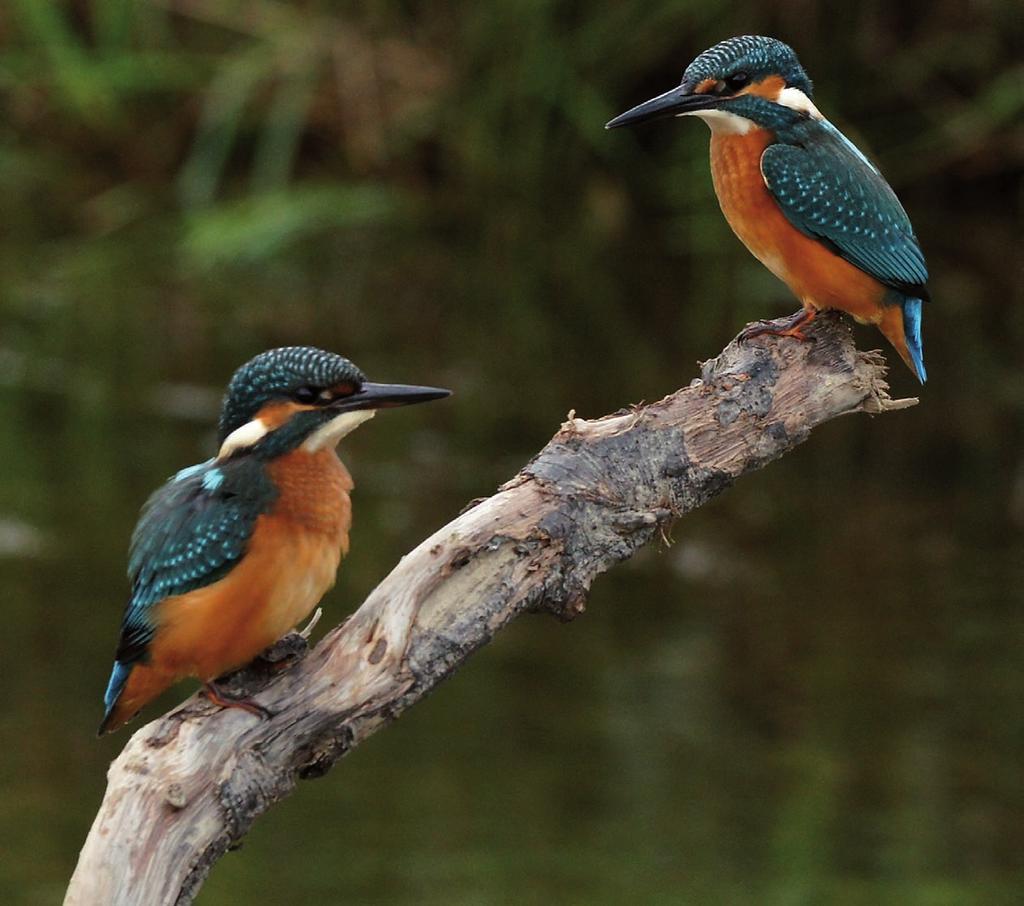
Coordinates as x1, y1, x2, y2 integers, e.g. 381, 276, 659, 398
608, 35, 928, 383
98, 347, 450, 734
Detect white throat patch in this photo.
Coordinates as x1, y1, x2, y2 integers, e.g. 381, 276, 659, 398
302, 409, 376, 453
684, 108, 755, 135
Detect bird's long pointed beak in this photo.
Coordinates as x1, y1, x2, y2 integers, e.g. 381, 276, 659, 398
332, 382, 451, 412
606, 84, 718, 129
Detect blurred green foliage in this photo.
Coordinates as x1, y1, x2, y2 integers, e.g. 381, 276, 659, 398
1, 1, 1023, 903
1, 0, 1022, 418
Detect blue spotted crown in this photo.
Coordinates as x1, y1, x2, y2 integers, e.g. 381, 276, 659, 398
682, 35, 813, 98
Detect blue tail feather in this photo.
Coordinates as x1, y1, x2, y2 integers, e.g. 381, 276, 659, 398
98, 661, 133, 734
902, 297, 927, 384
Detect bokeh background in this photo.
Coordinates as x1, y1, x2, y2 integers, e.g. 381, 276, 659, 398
2, 1, 1023, 902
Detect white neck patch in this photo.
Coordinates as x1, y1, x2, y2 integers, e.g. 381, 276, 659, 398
302, 409, 376, 453
774, 87, 823, 119
685, 108, 755, 135
217, 418, 269, 459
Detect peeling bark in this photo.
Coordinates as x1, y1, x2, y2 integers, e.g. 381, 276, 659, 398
65, 314, 916, 905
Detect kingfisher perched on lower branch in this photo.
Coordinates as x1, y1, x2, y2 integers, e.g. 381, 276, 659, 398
98, 347, 450, 734
607, 35, 928, 383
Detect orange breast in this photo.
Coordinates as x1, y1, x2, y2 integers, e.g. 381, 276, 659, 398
149, 449, 353, 681
709, 130, 887, 324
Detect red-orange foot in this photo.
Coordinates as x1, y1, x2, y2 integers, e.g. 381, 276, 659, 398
264, 656, 298, 675
738, 308, 817, 342
202, 681, 273, 720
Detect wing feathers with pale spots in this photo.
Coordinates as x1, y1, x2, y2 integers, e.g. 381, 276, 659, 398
115, 458, 278, 664
760, 124, 929, 297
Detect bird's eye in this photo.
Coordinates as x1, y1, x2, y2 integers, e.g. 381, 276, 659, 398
724, 71, 751, 92
293, 386, 319, 404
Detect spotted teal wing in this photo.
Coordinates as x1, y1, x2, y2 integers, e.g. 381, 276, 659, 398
760, 123, 929, 298
115, 457, 278, 665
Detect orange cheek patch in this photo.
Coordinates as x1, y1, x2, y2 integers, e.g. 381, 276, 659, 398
328, 382, 357, 398
694, 78, 718, 94
740, 74, 786, 99
255, 400, 315, 430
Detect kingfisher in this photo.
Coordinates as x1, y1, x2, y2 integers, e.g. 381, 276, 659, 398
607, 35, 928, 383
98, 346, 450, 734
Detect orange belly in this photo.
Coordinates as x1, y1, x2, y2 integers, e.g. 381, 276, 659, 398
709, 129, 887, 324
111, 449, 354, 727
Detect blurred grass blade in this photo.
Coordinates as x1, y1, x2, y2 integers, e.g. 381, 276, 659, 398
92, 0, 136, 51
252, 64, 319, 192
177, 48, 272, 208
181, 183, 403, 268
11, 0, 117, 120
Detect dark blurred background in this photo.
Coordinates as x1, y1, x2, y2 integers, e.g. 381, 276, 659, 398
2, 1, 1022, 903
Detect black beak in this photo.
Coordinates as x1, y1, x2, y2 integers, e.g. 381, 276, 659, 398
331, 382, 451, 412
606, 84, 719, 129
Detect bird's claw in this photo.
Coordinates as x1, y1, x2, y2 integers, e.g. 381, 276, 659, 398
737, 318, 778, 340
737, 309, 817, 343
203, 681, 274, 720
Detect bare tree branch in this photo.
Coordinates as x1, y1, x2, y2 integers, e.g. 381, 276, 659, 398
65, 314, 916, 906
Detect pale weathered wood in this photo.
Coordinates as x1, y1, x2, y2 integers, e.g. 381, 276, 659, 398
65, 313, 915, 905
